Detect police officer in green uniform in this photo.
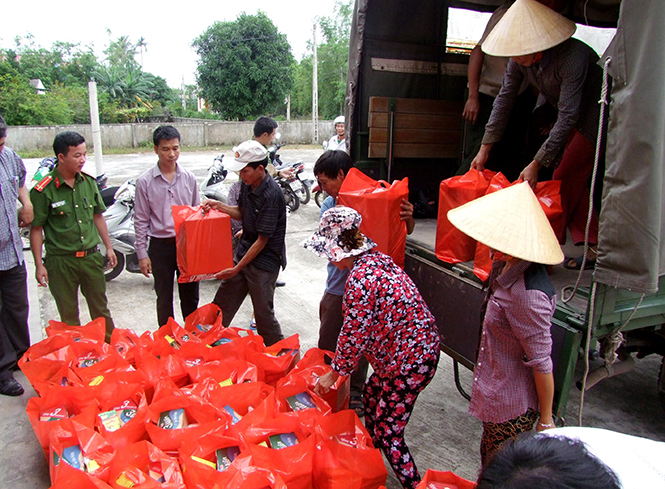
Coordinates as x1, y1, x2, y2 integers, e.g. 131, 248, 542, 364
29, 131, 116, 340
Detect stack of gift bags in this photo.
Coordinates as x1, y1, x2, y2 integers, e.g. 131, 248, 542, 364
436, 169, 563, 281
19, 304, 388, 489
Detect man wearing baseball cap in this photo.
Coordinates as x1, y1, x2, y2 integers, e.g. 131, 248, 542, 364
202, 140, 287, 346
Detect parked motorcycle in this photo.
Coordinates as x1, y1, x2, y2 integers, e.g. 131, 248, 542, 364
274, 172, 300, 212
313, 182, 329, 209
268, 143, 310, 206
200, 154, 228, 203
98, 180, 141, 281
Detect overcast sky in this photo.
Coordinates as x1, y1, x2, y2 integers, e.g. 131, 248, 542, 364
1, 0, 340, 87
2, 1, 614, 89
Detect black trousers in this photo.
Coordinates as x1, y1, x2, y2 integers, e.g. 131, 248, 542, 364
148, 237, 199, 327
0, 263, 30, 381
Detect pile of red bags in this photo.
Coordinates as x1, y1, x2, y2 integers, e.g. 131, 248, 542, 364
20, 306, 387, 489
436, 169, 563, 281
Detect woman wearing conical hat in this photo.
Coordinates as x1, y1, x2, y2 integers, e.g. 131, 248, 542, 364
470, 0, 602, 271
448, 182, 564, 464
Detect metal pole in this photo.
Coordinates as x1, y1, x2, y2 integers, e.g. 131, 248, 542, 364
312, 23, 319, 144
88, 80, 104, 177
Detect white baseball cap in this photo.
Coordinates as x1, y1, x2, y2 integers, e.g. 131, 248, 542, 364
226, 140, 268, 171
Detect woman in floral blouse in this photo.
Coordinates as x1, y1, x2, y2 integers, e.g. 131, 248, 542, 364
303, 206, 440, 489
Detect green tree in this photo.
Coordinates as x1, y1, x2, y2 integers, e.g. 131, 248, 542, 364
193, 12, 294, 120
291, 1, 352, 120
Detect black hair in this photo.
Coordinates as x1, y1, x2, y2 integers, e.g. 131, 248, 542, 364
153, 125, 181, 146
253, 117, 278, 138
476, 434, 621, 489
245, 157, 269, 170
313, 150, 354, 180
0, 114, 7, 139
53, 131, 85, 158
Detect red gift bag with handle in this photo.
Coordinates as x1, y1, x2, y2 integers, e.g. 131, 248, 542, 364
415, 469, 476, 489
436, 169, 495, 264
172, 205, 234, 283
337, 168, 409, 268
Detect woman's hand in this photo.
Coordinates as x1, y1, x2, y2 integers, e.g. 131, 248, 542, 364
314, 370, 340, 395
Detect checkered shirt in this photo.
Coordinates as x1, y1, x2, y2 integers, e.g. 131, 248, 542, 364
469, 259, 555, 424
0, 146, 26, 270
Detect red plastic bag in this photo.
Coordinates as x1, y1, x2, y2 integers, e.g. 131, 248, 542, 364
312, 410, 387, 489
435, 169, 495, 264
415, 469, 476, 489
80, 368, 151, 402
283, 348, 350, 413
135, 346, 189, 388
205, 382, 275, 431
49, 419, 115, 484
183, 303, 225, 342
49, 466, 114, 488
245, 334, 301, 386
472, 172, 511, 281
46, 318, 106, 343
95, 384, 150, 450
220, 458, 288, 489
27, 385, 100, 459
145, 389, 229, 452
172, 205, 234, 283
313, 410, 387, 489
535, 179, 563, 239
274, 377, 332, 432
111, 329, 154, 367
179, 427, 247, 489
187, 360, 260, 397
70, 339, 133, 379
107, 440, 185, 489
239, 413, 315, 489
337, 168, 410, 268
20, 346, 81, 396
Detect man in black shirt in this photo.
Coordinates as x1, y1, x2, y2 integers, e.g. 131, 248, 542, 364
203, 140, 286, 346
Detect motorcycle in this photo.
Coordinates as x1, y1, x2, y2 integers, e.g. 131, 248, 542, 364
268, 143, 310, 206
200, 154, 228, 203
274, 171, 300, 212
21, 157, 118, 249
313, 182, 329, 209
98, 180, 141, 281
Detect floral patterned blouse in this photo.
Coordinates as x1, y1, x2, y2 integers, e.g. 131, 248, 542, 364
331, 250, 440, 378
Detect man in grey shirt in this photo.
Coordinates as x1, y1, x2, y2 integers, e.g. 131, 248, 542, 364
471, 0, 602, 268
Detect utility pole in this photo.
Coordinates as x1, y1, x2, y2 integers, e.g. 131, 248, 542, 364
312, 23, 319, 144
181, 76, 186, 111
88, 80, 104, 177
286, 94, 291, 121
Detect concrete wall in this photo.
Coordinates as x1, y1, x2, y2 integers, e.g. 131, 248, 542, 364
6, 120, 334, 153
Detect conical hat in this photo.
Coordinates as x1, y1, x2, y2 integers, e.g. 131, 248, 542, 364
482, 0, 576, 57
447, 182, 564, 265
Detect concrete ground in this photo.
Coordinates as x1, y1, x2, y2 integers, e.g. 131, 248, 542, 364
2, 149, 664, 488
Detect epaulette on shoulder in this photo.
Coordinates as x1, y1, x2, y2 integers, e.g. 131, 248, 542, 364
81, 171, 95, 180
33, 175, 53, 192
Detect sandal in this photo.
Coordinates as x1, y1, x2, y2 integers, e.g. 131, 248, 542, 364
349, 395, 364, 418
563, 255, 596, 271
